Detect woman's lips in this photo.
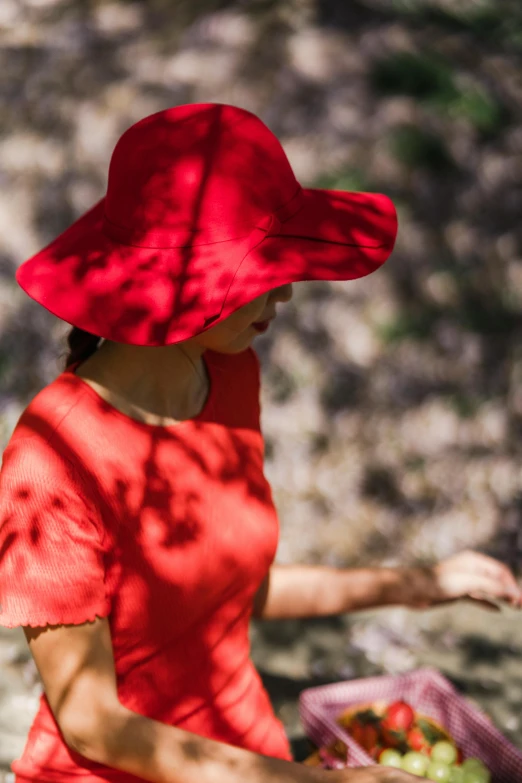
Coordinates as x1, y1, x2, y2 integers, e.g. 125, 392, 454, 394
252, 319, 272, 333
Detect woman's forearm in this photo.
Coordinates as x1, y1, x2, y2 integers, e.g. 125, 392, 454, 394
74, 703, 424, 783
253, 564, 424, 619
254, 553, 522, 620
75, 702, 323, 783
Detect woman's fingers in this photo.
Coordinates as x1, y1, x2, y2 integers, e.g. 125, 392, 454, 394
463, 551, 518, 582
333, 766, 429, 782
435, 551, 522, 607
465, 555, 521, 605
470, 574, 520, 604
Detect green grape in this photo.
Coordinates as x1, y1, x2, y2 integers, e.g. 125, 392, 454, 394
461, 758, 486, 772
449, 766, 465, 783
426, 760, 452, 782
461, 758, 490, 783
431, 741, 458, 766
463, 768, 491, 783
379, 749, 403, 768
402, 751, 430, 776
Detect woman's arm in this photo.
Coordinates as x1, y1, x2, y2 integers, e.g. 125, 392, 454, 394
252, 565, 408, 619
24, 617, 318, 783
23, 618, 422, 783
252, 551, 522, 620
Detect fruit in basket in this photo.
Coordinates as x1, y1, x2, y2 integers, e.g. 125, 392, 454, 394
350, 717, 380, 756
381, 701, 415, 747
336, 698, 492, 782
383, 701, 416, 732
449, 766, 465, 783
462, 771, 490, 783
416, 717, 450, 747
431, 741, 458, 766
461, 758, 491, 783
461, 758, 487, 771
407, 726, 432, 755
337, 699, 451, 757
401, 751, 430, 776
426, 760, 452, 781
378, 749, 403, 768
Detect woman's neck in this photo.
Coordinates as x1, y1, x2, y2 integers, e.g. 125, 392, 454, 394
73, 339, 210, 425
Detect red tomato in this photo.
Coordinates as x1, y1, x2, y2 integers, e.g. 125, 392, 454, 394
456, 746, 464, 764
360, 724, 379, 753
407, 727, 431, 755
350, 720, 379, 754
381, 724, 406, 749
350, 718, 365, 746
384, 701, 416, 731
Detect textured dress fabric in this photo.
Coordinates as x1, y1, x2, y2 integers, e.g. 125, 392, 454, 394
0, 347, 292, 782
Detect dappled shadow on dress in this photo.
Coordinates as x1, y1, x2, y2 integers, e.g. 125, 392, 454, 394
0, 351, 284, 771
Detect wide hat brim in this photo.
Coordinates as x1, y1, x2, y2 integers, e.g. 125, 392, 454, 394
16, 187, 397, 346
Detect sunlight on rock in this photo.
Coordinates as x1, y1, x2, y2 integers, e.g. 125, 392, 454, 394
350, 616, 418, 674
186, 10, 256, 49
0, 0, 19, 27
410, 507, 498, 560
444, 220, 478, 257
287, 28, 342, 82
164, 45, 243, 88
424, 271, 460, 307
73, 102, 120, 163
0, 191, 38, 260
93, 2, 144, 34
278, 137, 323, 183
0, 134, 65, 176
400, 401, 460, 455
23, 0, 67, 6
323, 301, 380, 367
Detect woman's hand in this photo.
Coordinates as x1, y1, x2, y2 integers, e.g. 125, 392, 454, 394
404, 550, 522, 611
325, 766, 429, 782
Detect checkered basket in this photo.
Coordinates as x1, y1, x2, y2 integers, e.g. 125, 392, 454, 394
299, 667, 522, 781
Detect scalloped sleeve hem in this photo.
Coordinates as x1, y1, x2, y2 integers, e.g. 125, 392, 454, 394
0, 437, 110, 630
0, 602, 111, 630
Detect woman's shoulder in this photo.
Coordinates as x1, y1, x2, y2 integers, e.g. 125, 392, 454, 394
7, 366, 87, 436
1, 370, 93, 484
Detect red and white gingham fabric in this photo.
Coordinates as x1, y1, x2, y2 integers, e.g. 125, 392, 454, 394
299, 667, 522, 782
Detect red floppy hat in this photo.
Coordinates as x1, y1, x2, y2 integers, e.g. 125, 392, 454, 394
16, 103, 398, 346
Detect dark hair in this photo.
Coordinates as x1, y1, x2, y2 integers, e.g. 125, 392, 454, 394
63, 326, 102, 370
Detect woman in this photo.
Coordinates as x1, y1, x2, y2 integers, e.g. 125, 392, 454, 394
0, 103, 519, 783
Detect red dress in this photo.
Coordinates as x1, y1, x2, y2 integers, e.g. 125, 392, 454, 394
0, 347, 292, 781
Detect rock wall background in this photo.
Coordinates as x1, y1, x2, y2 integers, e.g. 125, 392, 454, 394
0, 0, 521, 776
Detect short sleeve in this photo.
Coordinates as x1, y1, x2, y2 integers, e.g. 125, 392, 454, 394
0, 437, 110, 628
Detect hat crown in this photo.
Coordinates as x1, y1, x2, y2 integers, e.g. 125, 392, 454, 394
104, 104, 299, 245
